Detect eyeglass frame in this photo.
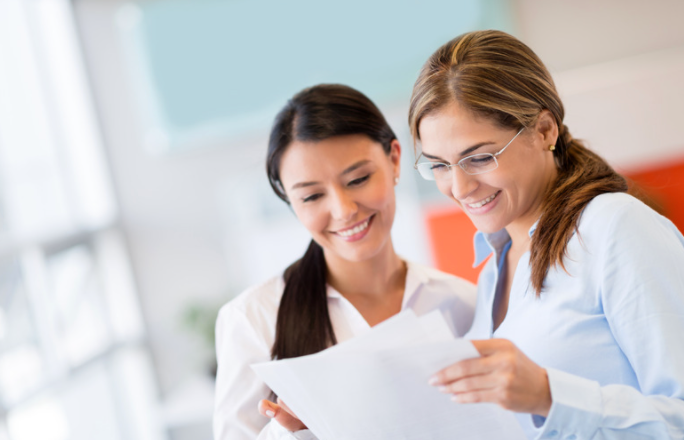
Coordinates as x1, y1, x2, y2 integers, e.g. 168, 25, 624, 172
413, 127, 526, 179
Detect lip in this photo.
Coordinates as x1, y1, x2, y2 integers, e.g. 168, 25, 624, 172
463, 191, 501, 215
333, 215, 375, 242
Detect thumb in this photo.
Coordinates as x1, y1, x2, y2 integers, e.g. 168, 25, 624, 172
258, 399, 307, 432
276, 397, 298, 418
257, 399, 279, 418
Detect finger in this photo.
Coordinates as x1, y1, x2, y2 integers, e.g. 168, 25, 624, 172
450, 388, 506, 407
276, 397, 297, 418
258, 399, 279, 418
429, 355, 496, 386
470, 338, 512, 356
276, 397, 291, 414
274, 397, 307, 431
437, 372, 499, 395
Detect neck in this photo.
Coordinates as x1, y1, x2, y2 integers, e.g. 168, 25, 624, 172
505, 217, 536, 253
324, 241, 406, 298
506, 160, 558, 252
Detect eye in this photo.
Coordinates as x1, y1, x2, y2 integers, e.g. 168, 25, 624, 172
429, 163, 448, 171
348, 174, 370, 186
466, 155, 495, 166
302, 193, 323, 203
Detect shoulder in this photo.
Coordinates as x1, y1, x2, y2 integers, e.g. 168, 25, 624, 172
581, 192, 662, 224
216, 275, 284, 337
411, 260, 475, 288
579, 192, 639, 224
574, 193, 684, 279
407, 261, 477, 336
580, 192, 682, 240
408, 261, 477, 304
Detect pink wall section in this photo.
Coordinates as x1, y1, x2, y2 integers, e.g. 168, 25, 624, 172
425, 156, 684, 284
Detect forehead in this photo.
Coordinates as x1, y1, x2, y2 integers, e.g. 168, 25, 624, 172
279, 134, 386, 183
418, 101, 501, 158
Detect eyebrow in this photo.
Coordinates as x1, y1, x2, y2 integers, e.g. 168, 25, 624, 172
421, 141, 496, 162
290, 160, 371, 190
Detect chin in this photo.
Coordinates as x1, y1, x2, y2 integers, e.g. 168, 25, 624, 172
468, 217, 506, 234
342, 247, 381, 263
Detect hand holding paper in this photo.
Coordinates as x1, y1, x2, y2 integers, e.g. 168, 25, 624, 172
252, 310, 526, 440
430, 338, 553, 417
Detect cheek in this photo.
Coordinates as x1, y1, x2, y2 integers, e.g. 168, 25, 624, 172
291, 206, 326, 235
370, 181, 396, 211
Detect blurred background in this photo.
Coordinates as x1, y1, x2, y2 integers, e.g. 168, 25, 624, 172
0, 0, 683, 439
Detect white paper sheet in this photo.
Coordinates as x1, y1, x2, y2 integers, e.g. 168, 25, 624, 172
252, 310, 527, 440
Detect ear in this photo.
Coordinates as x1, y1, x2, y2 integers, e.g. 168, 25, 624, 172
534, 110, 559, 150
389, 139, 402, 178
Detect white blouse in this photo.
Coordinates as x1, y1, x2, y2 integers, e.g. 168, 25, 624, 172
213, 261, 476, 440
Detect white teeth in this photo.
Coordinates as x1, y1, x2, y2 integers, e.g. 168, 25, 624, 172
468, 192, 498, 209
338, 218, 370, 237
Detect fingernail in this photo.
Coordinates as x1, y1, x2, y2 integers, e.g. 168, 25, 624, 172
438, 386, 448, 393
266, 410, 275, 418
428, 376, 439, 386
450, 395, 462, 403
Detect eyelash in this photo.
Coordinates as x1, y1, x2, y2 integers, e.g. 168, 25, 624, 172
348, 174, 370, 186
302, 193, 323, 203
301, 174, 371, 203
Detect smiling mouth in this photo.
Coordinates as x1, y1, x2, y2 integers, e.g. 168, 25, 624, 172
336, 216, 373, 237
467, 191, 500, 209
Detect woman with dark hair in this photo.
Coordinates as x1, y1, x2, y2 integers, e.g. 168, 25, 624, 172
213, 84, 476, 440
410, 30, 684, 438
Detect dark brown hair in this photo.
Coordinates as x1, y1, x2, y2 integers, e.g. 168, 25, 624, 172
266, 84, 396, 360
408, 30, 627, 294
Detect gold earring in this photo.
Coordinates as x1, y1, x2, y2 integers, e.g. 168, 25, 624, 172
549, 145, 556, 151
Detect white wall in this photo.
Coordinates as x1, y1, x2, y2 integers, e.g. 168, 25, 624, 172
515, 0, 684, 171
514, 0, 684, 72
74, 0, 241, 394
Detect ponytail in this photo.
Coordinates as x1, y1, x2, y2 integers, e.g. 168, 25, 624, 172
271, 240, 337, 361
530, 126, 627, 293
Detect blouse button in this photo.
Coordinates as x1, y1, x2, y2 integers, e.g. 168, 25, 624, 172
545, 430, 559, 438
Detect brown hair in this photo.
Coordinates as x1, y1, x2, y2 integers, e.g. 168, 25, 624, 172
408, 30, 627, 294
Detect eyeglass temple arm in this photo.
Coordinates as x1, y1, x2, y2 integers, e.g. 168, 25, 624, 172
494, 127, 526, 157
414, 152, 424, 167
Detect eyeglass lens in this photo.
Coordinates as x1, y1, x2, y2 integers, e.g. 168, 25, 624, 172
416, 154, 499, 180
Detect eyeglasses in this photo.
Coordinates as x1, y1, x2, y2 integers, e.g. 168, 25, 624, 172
414, 127, 525, 180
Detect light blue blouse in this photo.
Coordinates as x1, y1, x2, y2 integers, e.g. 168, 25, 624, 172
465, 192, 684, 439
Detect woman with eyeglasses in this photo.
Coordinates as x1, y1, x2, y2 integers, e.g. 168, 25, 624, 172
410, 30, 684, 438
213, 84, 476, 440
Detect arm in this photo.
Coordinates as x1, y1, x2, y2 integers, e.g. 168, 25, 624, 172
213, 304, 319, 440
536, 202, 684, 439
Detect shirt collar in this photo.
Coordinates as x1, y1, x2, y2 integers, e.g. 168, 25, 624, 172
325, 260, 428, 308
528, 220, 539, 238
326, 285, 343, 299
401, 260, 429, 309
472, 220, 540, 267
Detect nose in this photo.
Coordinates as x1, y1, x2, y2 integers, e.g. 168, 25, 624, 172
448, 167, 477, 201
330, 188, 358, 221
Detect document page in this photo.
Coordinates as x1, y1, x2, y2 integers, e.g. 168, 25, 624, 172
252, 310, 526, 440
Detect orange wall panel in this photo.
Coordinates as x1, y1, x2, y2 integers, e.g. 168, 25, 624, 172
626, 161, 684, 233
424, 206, 482, 284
